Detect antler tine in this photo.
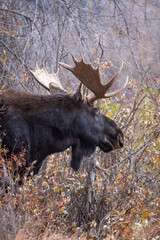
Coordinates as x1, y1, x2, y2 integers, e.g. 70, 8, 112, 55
59, 56, 74, 72
104, 61, 123, 92
29, 62, 66, 94
88, 76, 129, 104
72, 55, 78, 65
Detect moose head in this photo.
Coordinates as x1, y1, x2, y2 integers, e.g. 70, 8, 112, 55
29, 56, 128, 171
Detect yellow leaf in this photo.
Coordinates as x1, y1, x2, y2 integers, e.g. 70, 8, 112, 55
1, 57, 8, 62
56, 234, 61, 238
54, 186, 60, 192
107, 112, 112, 118
67, 87, 72, 93
1, 85, 4, 90
11, 75, 14, 80
141, 210, 150, 219
116, 173, 123, 180
16, 173, 20, 180
38, 196, 44, 200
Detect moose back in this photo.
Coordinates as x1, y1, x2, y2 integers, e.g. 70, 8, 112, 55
0, 57, 128, 180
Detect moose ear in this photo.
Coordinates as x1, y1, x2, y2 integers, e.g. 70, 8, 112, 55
73, 90, 82, 103
72, 83, 83, 103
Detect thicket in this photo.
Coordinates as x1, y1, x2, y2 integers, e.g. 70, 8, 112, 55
0, 72, 159, 240
0, 1, 160, 239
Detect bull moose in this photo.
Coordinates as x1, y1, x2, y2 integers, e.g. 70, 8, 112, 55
0, 56, 128, 180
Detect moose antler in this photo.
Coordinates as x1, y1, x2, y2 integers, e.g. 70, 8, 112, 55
29, 62, 66, 94
59, 56, 128, 104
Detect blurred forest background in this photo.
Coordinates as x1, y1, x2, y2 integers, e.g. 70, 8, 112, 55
0, 0, 159, 239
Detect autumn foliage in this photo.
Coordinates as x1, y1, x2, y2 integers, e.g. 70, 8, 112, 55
0, 75, 159, 240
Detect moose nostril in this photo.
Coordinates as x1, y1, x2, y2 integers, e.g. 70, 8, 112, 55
118, 134, 124, 148
119, 140, 123, 147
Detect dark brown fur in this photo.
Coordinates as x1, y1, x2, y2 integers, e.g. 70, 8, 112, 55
0, 89, 124, 180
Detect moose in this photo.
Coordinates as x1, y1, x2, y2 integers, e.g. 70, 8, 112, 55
0, 56, 128, 181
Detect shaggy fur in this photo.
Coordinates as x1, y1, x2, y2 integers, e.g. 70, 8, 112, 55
0, 89, 124, 179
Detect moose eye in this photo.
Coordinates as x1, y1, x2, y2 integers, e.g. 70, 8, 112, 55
92, 107, 99, 114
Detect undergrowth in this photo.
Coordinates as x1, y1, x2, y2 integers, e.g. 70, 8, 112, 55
0, 77, 159, 240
